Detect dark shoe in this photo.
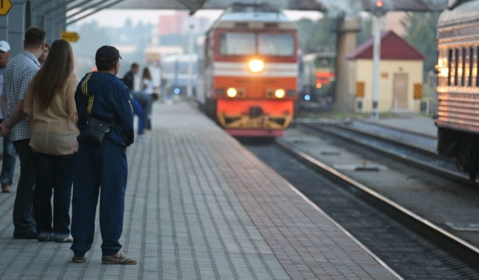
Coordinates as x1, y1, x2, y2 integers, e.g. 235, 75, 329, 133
102, 252, 137, 265
72, 255, 86, 263
54, 236, 73, 243
2, 185, 11, 193
37, 236, 53, 242
14, 232, 38, 239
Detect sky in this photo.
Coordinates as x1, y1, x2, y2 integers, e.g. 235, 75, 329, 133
68, 9, 322, 29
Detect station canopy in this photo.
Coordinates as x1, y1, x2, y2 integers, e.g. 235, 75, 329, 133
112, 0, 448, 13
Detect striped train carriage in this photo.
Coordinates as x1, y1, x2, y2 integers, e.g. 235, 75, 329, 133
436, 0, 479, 180
199, 3, 298, 137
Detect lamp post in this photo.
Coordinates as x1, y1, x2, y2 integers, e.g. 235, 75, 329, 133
371, 0, 387, 119
187, 22, 194, 99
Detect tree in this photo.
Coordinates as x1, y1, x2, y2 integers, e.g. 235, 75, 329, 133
295, 17, 336, 53
357, 16, 372, 46
401, 12, 440, 79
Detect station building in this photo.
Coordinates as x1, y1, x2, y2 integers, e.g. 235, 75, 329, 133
346, 31, 426, 113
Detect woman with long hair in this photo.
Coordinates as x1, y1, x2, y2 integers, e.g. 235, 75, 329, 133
24, 39, 79, 243
141, 67, 157, 94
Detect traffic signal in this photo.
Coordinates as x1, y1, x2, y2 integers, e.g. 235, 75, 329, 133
371, 0, 388, 16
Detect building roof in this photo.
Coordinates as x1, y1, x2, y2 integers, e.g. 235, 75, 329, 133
347, 30, 426, 61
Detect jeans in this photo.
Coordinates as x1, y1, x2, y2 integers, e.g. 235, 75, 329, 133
12, 139, 36, 236
71, 140, 128, 256
130, 97, 144, 135
34, 152, 76, 238
131, 92, 152, 130
1, 135, 16, 186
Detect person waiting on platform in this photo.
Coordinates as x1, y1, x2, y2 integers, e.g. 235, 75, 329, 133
38, 43, 49, 68
0, 40, 16, 194
71, 45, 136, 265
122, 63, 139, 92
1, 27, 46, 239
24, 39, 79, 243
141, 67, 157, 130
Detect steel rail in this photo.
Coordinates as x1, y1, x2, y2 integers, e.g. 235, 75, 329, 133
275, 139, 479, 270
300, 123, 476, 186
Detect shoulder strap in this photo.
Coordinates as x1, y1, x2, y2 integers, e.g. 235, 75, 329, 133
81, 72, 94, 116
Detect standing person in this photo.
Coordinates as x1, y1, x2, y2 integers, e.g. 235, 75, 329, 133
141, 67, 157, 130
71, 45, 136, 265
24, 39, 79, 243
122, 63, 139, 92
141, 67, 158, 95
1, 27, 46, 239
38, 43, 49, 67
0, 40, 16, 193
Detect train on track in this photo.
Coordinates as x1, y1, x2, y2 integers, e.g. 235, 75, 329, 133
436, 0, 479, 180
298, 51, 336, 110
196, 3, 299, 137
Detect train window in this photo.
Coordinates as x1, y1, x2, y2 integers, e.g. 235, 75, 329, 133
448, 49, 452, 86
219, 33, 256, 56
462, 48, 466, 86
258, 34, 295, 56
469, 47, 474, 87
477, 47, 479, 87
454, 48, 459, 86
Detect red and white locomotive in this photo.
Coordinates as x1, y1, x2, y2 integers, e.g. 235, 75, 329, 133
197, 3, 299, 137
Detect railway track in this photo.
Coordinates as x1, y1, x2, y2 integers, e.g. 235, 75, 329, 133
299, 122, 475, 186
245, 140, 479, 279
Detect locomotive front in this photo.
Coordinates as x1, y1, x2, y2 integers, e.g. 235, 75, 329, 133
203, 4, 298, 137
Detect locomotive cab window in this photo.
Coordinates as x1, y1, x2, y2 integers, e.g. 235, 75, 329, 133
462, 47, 466, 86
469, 47, 474, 87
258, 34, 295, 56
454, 48, 459, 86
448, 49, 453, 86
219, 33, 256, 56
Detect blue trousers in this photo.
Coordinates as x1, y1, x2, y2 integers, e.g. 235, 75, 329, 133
34, 153, 76, 239
1, 134, 16, 186
70, 140, 128, 256
130, 97, 144, 135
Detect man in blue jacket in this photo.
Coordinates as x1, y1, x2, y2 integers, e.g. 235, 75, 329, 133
71, 46, 136, 265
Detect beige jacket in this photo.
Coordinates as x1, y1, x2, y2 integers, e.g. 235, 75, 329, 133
24, 73, 80, 155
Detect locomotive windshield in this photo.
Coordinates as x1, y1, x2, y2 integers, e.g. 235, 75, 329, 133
219, 32, 295, 57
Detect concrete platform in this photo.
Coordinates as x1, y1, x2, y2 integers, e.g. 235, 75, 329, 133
0, 103, 398, 280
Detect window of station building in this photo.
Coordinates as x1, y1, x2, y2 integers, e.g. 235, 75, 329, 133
448, 49, 453, 86
219, 33, 256, 56
462, 47, 466, 86
469, 47, 474, 87
454, 48, 459, 86
258, 34, 295, 57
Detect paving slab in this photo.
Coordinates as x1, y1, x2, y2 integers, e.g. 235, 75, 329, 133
0, 102, 398, 280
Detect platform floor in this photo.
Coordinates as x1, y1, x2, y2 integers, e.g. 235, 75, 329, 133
0, 103, 398, 280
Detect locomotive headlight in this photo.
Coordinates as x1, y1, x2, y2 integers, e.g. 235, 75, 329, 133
248, 59, 264, 73
227, 87, 238, 98
275, 89, 286, 99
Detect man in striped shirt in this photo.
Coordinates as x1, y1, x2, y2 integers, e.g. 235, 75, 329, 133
1, 27, 46, 239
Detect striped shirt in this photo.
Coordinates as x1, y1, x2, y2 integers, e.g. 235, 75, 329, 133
3, 50, 40, 141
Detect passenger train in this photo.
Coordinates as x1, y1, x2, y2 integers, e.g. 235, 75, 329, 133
436, 0, 479, 180
197, 3, 298, 137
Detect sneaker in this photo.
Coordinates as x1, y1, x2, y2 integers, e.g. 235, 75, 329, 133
2, 185, 11, 193
72, 255, 86, 263
54, 236, 73, 243
102, 252, 137, 265
137, 135, 148, 143
37, 236, 53, 242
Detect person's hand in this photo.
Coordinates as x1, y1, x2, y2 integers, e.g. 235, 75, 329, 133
0, 123, 10, 136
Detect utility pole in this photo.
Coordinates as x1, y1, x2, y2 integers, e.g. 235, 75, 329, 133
187, 22, 194, 99
371, 0, 387, 119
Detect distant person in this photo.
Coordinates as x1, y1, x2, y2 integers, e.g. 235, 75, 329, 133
24, 39, 79, 243
141, 67, 157, 95
71, 45, 136, 265
0, 40, 16, 193
122, 63, 139, 91
38, 43, 49, 67
130, 95, 145, 142
130, 92, 159, 142
0, 27, 46, 239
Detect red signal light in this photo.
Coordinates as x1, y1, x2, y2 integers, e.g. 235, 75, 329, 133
376, 0, 384, 7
